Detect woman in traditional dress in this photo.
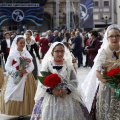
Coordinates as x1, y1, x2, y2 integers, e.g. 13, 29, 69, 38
82, 24, 120, 120
0, 54, 4, 89
24, 30, 41, 80
0, 36, 36, 119
31, 42, 91, 120
95, 25, 120, 120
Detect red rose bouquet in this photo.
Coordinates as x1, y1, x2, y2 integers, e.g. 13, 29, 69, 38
104, 68, 120, 84
38, 71, 61, 88
104, 68, 120, 99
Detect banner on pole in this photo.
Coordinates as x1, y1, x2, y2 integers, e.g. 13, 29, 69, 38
80, 0, 94, 28
0, 0, 48, 26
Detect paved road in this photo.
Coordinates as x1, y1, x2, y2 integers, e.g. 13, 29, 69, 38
0, 55, 91, 120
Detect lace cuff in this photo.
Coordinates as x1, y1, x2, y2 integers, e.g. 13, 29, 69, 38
46, 88, 53, 95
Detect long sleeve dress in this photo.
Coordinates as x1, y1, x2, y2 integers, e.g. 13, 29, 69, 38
0, 54, 4, 89
26, 39, 40, 80
0, 49, 36, 116
95, 45, 120, 120
31, 60, 91, 120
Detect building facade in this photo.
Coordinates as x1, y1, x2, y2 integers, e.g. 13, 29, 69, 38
116, 0, 120, 27
43, 0, 80, 32
93, 0, 116, 28
43, 0, 116, 31
0, 0, 117, 33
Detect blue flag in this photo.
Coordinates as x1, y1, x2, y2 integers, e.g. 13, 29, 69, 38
0, 0, 48, 26
80, 0, 94, 28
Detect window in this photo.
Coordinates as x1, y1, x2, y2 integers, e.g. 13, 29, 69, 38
93, 9, 99, 12
94, 1, 99, 6
104, 1, 109, 6
93, 14, 99, 20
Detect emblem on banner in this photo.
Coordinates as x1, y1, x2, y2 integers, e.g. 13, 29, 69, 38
80, 4, 89, 21
12, 9, 24, 22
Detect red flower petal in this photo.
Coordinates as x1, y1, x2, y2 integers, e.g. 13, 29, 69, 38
12, 60, 17, 65
44, 73, 61, 87
107, 68, 120, 76
16, 66, 19, 70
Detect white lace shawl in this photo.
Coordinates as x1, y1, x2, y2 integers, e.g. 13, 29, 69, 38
4, 50, 34, 103
34, 60, 85, 105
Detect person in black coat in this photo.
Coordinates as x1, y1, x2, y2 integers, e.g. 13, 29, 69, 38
52, 30, 61, 43
1, 32, 13, 63
72, 31, 83, 68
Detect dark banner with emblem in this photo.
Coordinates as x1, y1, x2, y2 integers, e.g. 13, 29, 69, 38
80, 0, 94, 28
0, 0, 48, 26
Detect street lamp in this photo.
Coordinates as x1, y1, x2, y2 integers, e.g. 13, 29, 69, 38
101, 16, 111, 26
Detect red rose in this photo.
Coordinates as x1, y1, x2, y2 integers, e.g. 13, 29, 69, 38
16, 66, 19, 70
12, 60, 17, 65
44, 73, 61, 88
12, 60, 19, 70
107, 68, 120, 76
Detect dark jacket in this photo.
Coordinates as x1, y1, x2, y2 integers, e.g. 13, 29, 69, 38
53, 36, 61, 43
72, 35, 82, 53
1, 38, 13, 62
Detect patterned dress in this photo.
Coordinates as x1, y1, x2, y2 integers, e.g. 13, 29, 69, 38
0, 50, 36, 116
31, 60, 91, 120
95, 45, 120, 120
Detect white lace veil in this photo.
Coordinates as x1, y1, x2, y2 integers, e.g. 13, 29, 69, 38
41, 42, 73, 66
10, 35, 26, 54
94, 24, 120, 63
24, 30, 35, 41
81, 24, 120, 112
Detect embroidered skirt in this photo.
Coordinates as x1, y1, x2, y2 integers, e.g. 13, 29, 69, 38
0, 73, 36, 116
96, 83, 120, 120
0, 67, 4, 89
31, 94, 91, 120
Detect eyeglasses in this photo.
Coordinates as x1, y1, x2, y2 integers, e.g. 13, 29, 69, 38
108, 35, 120, 39
54, 50, 65, 53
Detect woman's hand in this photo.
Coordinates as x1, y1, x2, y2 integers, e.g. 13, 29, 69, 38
96, 70, 106, 83
100, 78, 106, 84
19, 69, 27, 77
72, 58, 76, 63
60, 89, 68, 96
27, 58, 31, 63
19, 71, 23, 77
52, 88, 61, 97
52, 88, 69, 97
21, 69, 27, 74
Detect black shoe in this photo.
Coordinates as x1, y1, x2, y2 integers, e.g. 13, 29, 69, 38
18, 116, 24, 120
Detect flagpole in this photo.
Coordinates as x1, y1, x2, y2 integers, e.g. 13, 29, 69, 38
66, 0, 70, 31
56, 0, 59, 29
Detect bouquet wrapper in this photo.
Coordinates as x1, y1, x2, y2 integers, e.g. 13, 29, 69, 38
10, 70, 21, 85
107, 83, 120, 100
